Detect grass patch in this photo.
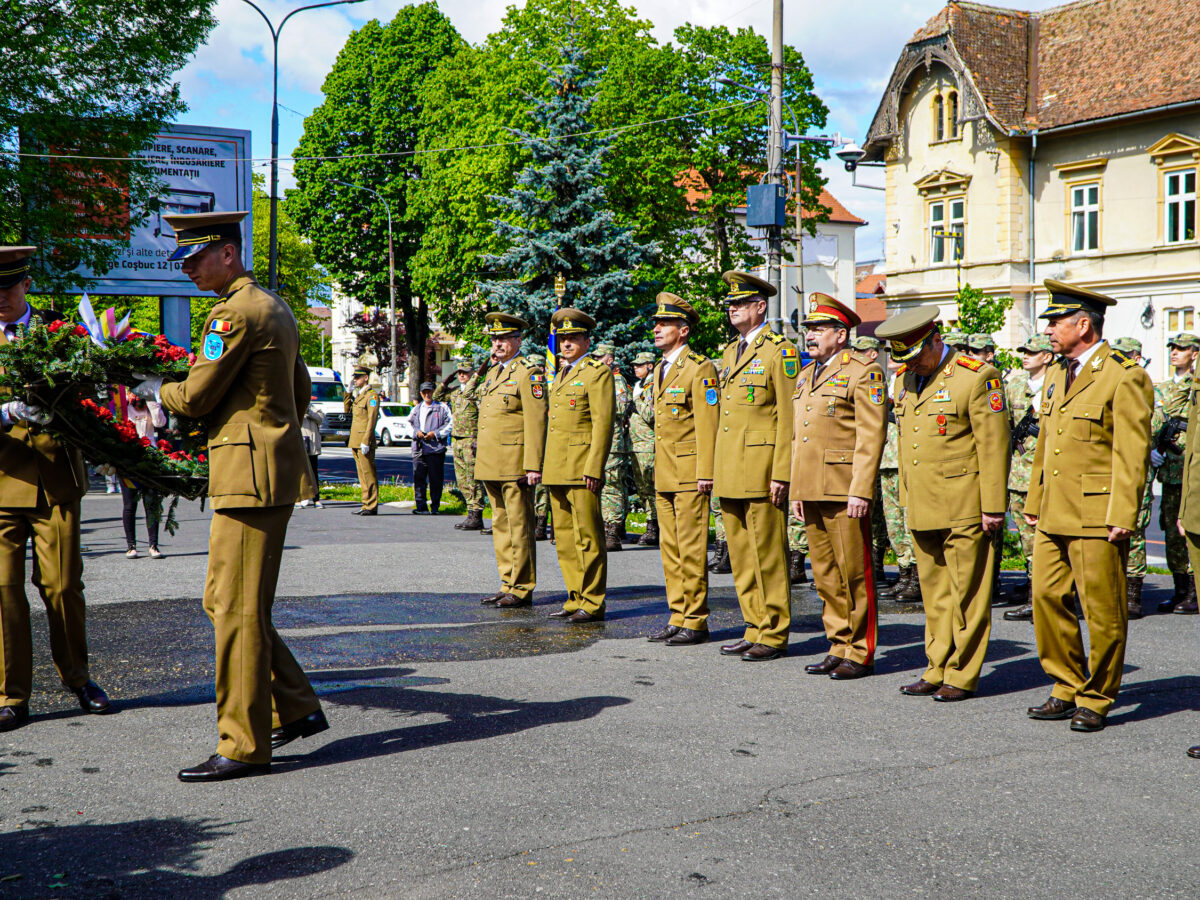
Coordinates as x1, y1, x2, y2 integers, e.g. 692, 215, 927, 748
319, 482, 467, 516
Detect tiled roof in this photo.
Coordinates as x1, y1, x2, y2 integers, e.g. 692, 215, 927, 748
857, 273, 887, 295
903, 1, 1200, 132
677, 170, 865, 225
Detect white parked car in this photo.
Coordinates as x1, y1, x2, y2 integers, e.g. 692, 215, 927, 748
376, 403, 413, 447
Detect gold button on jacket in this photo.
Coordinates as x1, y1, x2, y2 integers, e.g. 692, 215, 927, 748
1025, 343, 1153, 535
789, 349, 886, 502
653, 350, 718, 491
474, 358, 548, 481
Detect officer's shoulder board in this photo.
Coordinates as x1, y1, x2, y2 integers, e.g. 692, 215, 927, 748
896, 364, 907, 375
766, 332, 785, 346
584, 358, 605, 371
687, 350, 706, 366
1110, 349, 1137, 369
850, 349, 875, 366
956, 356, 985, 373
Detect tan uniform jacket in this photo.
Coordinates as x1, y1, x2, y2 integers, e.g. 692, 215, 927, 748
1176, 378, 1200, 530
1025, 342, 1153, 536
0, 307, 88, 507
159, 273, 313, 510
790, 349, 886, 501
543, 358, 613, 485
653, 350, 718, 491
474, 357, 547, 481
346, 387, 380, 446
714, 330, 799, 498
895, 351, 1010, 531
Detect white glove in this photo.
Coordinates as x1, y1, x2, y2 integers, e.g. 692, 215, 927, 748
132, 377, 163, 402
1150, 449, 1166, 468
359, 443, 370, 455
1, 400, 52, 426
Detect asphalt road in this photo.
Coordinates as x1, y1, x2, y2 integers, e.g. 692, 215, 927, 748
314, 444, 457, 487
2, 494, 1196, 898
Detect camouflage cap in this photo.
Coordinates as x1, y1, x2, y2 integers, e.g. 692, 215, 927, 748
1168, 332, 1200, 350
967, 333, 996, 351
591, 342, 616, 358
1110, 337, 1142, 355
850, 336, 882, 351
632, 351, 656, 366
942, 329, 968, 347
1017, 334, 1054, 354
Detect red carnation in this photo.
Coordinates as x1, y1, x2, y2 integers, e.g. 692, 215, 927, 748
48, 320, 66, 333
72, 325, 87, 337
197, 454, 207, 463
157, 439, 171, 451
140, 436, 151, 447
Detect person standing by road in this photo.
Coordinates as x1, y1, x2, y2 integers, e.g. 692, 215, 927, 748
1152, 333, 1198, 613
122, 394, 167, 558
594, 342, 632, 550
629, 351, 658, 546
297, 401, 324, 509
408, 382, 452, 515
347, 366, 380, 516
137, 212, 326, 781
1023, 281, 1152, 733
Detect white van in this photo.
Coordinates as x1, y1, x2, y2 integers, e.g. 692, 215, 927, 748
307, 367, 350, 445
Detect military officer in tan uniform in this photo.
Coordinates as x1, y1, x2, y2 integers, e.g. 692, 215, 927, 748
1171, 347, 1200, 757
876, 307, 1010, 701
714, 271, 799, 661
475, 312, 547, 607
0, 247, 111, 732
136, 212, 325, 780
542, 309, 613, 622
346, 365, 380, 515
646, 294, 719, 645
1024, 280, 1153, 732
790, 295, 887, 679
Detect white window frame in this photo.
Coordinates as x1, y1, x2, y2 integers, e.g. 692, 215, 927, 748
1165, 168, 1197, 244
1070, 182, 1100, 253
929, 197, 965, 266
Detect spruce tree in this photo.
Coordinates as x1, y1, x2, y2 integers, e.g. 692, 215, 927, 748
480, 39, 655, 366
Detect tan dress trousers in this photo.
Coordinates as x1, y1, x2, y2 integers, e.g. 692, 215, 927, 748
484, 480, 536, 600
655, 490, 710, 630
548, 485, 607, 615
803, 500, 878, 665
353, 445, 378, 511
721, 497, 790, 649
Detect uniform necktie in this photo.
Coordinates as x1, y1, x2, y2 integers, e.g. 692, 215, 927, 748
737, 339, 748, 361
812, 363, 823, 388
1066, 359, 1080, 390
915, 374, 929, 394
659, 360, 669, 386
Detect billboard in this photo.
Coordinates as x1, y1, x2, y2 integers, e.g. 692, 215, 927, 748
81, 123, 252, 296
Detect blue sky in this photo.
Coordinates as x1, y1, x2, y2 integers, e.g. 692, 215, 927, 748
178, 0, 1065, 264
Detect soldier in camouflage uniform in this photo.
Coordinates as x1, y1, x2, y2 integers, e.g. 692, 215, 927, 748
593, 343, 632, 550
786, 512, 809, 584
850, 336, 892, 593
967, 333, 996, 364
1108, 338, 1155, 618
629, 351, 658, 546
1153, 333, 1198, 613
1000, 335, 1053, 620
943, 329, 969, 354
707, 356, 732, 573
434, 357, 486, 530
878, 359, 919, 602
521, 355, 552, 541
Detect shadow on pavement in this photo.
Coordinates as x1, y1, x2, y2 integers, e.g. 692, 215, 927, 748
0, 818, 352, 899
1107, 674, 1200, 725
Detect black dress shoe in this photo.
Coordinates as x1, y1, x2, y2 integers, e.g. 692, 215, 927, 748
665, 628, 709, 646
413, 508, 429, 515
71, 680, 112, 714
271, 709, 329, 750
829, 659, 873, 680
899, 679, 939, 696
720, 639, 753, 656
1027, 696, 1077, 720
497, 593, 533, 608
480, 525, 493, 535
178, 754, 270, 783
1070, 708, 1106, 732
480, 592, 505, 606
648, 624, 681, 642
932, 684, 973, 702
0, 706, 29, 732
350, 509, 363, 516
805, 654, 843, 675
359, 508, 378, 516
1187, 745, 1200, 759
548, 608, 576, 619
1003, 603, 1034, 621
566, 609, 603, 623
741, 643, 786, 662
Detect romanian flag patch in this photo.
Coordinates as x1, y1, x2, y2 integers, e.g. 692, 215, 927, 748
702, 378, 717, 388
985, 378, 1002, 391
780, 347, 797, 359
867, 371, 883, 382
210, 319, 233, 334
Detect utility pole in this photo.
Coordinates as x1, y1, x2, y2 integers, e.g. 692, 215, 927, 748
766, 0, 785, 331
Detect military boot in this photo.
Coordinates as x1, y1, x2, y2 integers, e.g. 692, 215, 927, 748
1174, 574, 1198, 614
708, 541, 731, 574
872, 544, 893, 599
605, 523, 623, 552
638, 517, 659, 547
454, 509, 484, 531
1126, 576, 1144, 619
896, 565, 922, 603
534, 516, 548, 542
1158, 573, 1190, 612
788, 550, 807, 584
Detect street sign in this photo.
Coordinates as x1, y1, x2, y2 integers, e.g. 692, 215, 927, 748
80, 123, 252, 296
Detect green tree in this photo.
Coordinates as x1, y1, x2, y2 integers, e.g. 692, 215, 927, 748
0, 0, 217, 291
287, 3, 464, 396
956, 283, 1017, 369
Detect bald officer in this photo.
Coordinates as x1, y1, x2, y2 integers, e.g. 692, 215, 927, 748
647, 294, 719, 645
790, 294, 886, 679
876, 308, 1010, 702
475, 312, 547, 608
543, 309, 613, 622
1024, 281, 1152, 732
0, 247, 111, 733
714, 271, 799, 662
136, 212, 325, 781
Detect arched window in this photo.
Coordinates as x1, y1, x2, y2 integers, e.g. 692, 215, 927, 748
933, 94, 945, 142
947, 91, 959, 138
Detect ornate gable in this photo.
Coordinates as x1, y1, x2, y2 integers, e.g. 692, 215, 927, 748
914, 169, 972, 196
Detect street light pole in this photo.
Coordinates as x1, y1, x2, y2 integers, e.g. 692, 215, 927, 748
766, 0, 785, 331
239, 0, 365, 292
331, 179, 397, 400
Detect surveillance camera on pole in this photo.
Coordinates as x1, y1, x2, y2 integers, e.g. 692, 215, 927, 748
836, 142, 866, 172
